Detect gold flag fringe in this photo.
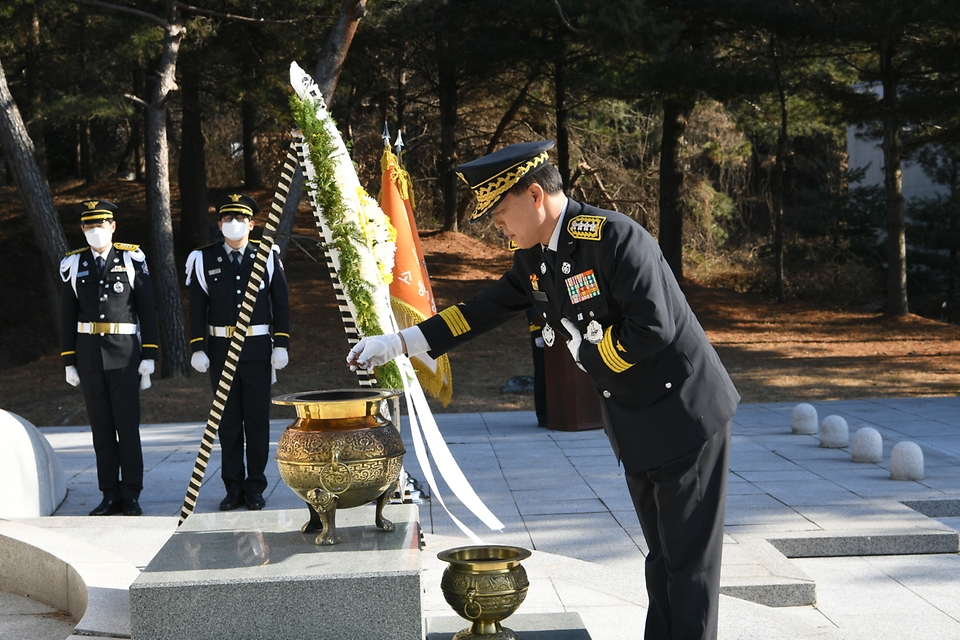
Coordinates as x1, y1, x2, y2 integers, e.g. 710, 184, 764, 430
392, 296, 453, 407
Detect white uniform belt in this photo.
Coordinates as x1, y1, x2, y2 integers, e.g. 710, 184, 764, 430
209, 324, 270, 338
77, 322, 137, 335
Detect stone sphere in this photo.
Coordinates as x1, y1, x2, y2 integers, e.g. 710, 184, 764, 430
891, 441, 924, 481
851, 427, 883, 463
791, 403, 818, 435
819, 415, 849, 448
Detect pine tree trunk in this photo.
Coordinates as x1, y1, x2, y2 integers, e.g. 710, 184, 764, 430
178, 61, 209, 250
0, 58, 68, 336
659, 98, 693, 281
880, 37, 908, 317
771, 37, 787, 304
276, 0, 366, 254
555, 48, 570, 190
143, 11, 189, 377
437, 26, 459, 231
242, 99, 264, 190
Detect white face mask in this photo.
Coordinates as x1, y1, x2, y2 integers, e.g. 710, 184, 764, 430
84, 226, 113, 249
221, 219, 249, 242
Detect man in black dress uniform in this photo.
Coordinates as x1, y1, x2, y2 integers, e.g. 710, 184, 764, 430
186, 193, 290, 511
347, 141, 740, 640
60, 199, 158, 517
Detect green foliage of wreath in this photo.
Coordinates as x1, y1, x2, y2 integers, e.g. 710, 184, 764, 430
290, 95, 403, 390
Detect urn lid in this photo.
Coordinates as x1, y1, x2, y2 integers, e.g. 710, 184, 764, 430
272, 388, 401, 421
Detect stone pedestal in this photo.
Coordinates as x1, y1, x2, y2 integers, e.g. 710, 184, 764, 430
819, 415, 849, 448
791, 403, 818, 435
130, 505, 421, 640
427, 612, 591, 639
852, 427, 883, 463
891, 442, 924, 481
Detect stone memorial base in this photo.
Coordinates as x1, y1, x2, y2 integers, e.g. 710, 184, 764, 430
426, 612, 591, 639
130, 505, 421, 640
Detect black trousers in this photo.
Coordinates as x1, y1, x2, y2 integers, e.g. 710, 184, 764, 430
79, 361, 144, 501
210, 357, 271, 496
625, 421, 731, 640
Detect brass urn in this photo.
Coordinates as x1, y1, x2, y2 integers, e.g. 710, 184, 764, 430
437, 545, 532, 639
272, 389, 405, 545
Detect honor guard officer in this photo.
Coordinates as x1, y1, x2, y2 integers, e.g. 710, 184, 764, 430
347, 141, 740, 640
60, 199, 158, 517
186, 193, 290, 512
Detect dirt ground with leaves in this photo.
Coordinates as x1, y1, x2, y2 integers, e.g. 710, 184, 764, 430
1, 179, 959, 428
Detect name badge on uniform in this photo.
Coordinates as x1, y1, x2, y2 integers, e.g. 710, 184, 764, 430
565, 269, 601, 304
586, 320, 603, 344
208, 268, 221, 275
113, 281, 124, 293
542, 322, 555, 347
77, 270, 89, 277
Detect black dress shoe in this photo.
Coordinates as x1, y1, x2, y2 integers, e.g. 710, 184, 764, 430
245, 492, 265, 510
89, 498, 122, 516
122, 498, 142, 516
219, 493, 245, 511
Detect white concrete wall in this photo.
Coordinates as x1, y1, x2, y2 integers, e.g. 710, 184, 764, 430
0, 409, 66, 517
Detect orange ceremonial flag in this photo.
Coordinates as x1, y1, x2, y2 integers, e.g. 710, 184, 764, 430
380, 144, 453, 406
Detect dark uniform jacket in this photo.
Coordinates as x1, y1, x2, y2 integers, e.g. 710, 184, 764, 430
60, 244, 159, 372
418, 199, 740, 474
185, 240, 290, 362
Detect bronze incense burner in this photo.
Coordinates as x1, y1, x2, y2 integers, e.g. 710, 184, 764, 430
272, 389, 405, 545
438, 545, 532, 639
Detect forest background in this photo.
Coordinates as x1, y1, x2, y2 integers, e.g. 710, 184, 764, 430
1, 0, 959, 427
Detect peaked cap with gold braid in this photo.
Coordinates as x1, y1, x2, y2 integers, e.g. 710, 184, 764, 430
75, 199, 118, 223
456, 140, 554, 223
214, 192, 260, 218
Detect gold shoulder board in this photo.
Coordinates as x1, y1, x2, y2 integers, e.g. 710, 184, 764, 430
113, 242, 140, 251
65, 247, 86, 256
567, 215, 607, 241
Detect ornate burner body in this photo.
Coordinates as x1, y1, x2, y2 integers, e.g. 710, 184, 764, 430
438, 545, 532, 639
272, 389, 405, 545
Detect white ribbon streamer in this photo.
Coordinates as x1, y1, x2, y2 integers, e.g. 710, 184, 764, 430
396, 354, 504, 542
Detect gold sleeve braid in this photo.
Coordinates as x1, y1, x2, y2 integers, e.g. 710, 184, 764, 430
598, 326, 633, 373
438, 305, 471, 337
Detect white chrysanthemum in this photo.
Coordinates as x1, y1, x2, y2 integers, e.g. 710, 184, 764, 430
355, 188, 396, 284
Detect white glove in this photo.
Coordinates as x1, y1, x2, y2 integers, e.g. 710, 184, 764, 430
560, 318, 586, 372
65, 366, 81, 387
346, 333, 403, 370
191, 350, 210, 373
138, 359, 155, 376
271, 346, 289, 370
